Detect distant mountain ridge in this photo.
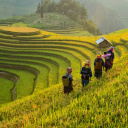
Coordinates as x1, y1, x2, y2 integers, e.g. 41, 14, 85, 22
96, 0, 128, 27
76, 0, 127, 34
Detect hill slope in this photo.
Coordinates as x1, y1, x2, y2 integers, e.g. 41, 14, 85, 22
0, 26, 127, 127
0, 53, 128, 127
1, 0, 128, 34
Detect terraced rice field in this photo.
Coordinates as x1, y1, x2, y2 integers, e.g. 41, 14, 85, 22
45, 27, 92, 36
0, 26, 127, 105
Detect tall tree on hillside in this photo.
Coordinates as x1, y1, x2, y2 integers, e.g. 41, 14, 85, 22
80, 5, 87, 19
47, 0, 56, 12
36, 3, 41, 13
40, 5, 44, 18
62, 3, 69, 15
69, 1, 79, 20
59, 0, 71, 13
87, 20, 96, 34
96, 28, 102, 35
43, 0, 50, 13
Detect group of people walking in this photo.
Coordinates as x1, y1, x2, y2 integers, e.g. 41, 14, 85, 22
62, 46, 114, 94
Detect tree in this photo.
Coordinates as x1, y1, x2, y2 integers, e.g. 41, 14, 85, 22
43, 0, 50, 13
80, 5, 87, 19
40, 5, 44, 18
36, 3, 41, 13
96, 28, 102, 35
62, 3, 69, 15
68, 1, 79, 20
47, 0, 56, 12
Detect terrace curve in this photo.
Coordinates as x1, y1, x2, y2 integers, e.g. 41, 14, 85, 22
0, 70, 19, 101
0, 26, 119, 104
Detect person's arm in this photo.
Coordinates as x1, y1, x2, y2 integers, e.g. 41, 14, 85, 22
69, 75, 74, 86
112, 53, 114, 62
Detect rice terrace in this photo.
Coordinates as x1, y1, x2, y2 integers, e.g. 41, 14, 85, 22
0, 24, 127, 127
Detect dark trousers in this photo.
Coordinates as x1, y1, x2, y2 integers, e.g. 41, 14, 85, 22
82, 79, 89, 87
95, 69, 102, 79
64, 85, 73, 94
105, 63, 112, 72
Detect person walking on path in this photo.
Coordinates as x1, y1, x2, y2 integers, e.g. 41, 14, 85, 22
62, 67, 74, 94
107, 46, 114, 68
94, 52, 105, 79
80, 60, 92, 87
102, 51, 112, 72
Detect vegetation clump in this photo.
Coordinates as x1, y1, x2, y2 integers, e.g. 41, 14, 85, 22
36, 0, 101, 35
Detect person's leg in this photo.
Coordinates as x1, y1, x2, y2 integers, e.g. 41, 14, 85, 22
84, 80, 89, 87
82, 79, 84, 87
64, 86, 69, 94
98, 70, 102, 79
105, 64, 109, 72
95, 70, 98, 78
110, 64, 112, 69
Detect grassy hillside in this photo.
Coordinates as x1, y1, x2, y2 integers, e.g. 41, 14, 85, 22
0, 13, 92, 36
0, 53, 128, 127
1, 0, 128, 34
0, 26, 128, 127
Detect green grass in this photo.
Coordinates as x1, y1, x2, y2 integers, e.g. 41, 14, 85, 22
0, 12, 92, 36
0, 67, 36, 98
0, 54, 127, 127
0, 25, 127, 127
0, 26, 125, 100
0, 56, 55, 90
25, 13, 81, 29
0, 48, 74, 95
11, 22, 28, 27
0, 77, 14, 104
45, 27, 92, 36
0, 68, 35, 100
117, 45, 128, 57
0, 49, 70, 83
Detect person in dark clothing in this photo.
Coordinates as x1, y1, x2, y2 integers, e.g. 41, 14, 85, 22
107, 46, 114, 68
102, 51, 112, 72
94, 53, 105, 79
80, 60, 92, 87
63, 67, 74, 94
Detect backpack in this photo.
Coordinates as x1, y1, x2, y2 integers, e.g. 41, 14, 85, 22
105, 56, 111, 63
95, 59, 102, 70
81, 67, 90, 80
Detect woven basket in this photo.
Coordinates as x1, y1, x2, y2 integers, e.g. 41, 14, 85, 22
62, 76, 69, 86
